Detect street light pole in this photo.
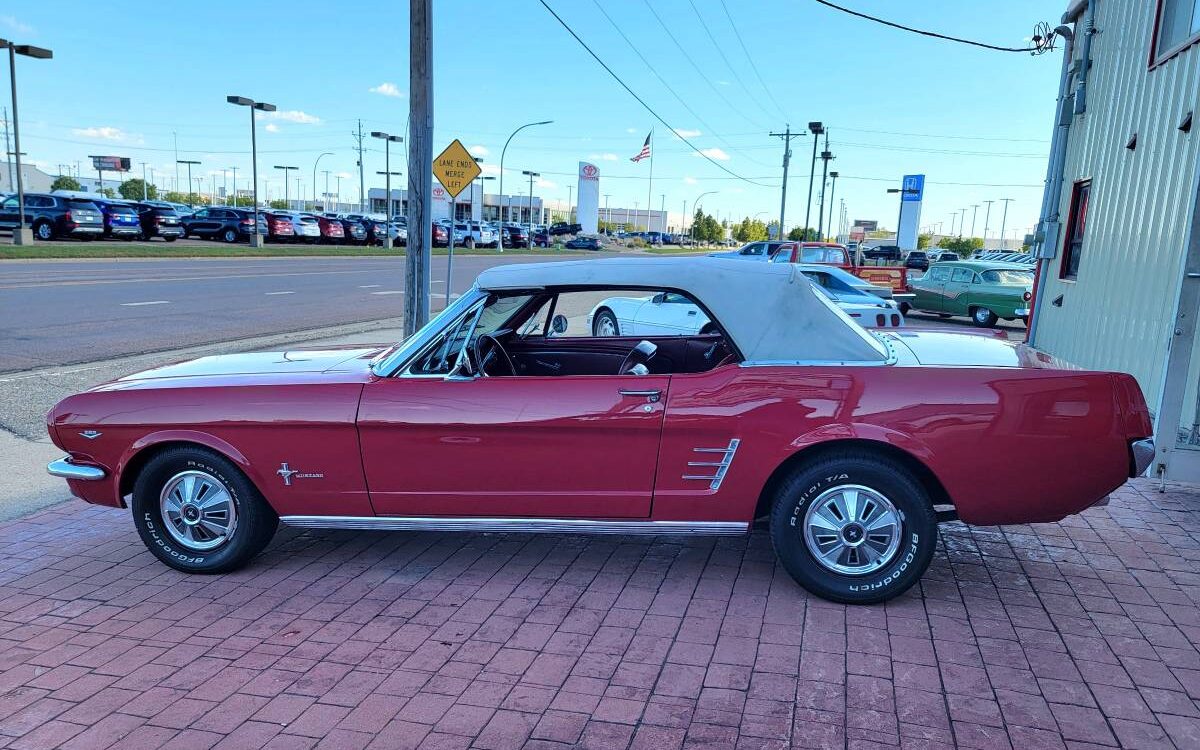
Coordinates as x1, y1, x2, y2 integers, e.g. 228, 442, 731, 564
692, 190, 717, 245
370, 132, 404, 249
981, 200, 994, 244
497, 120, 552, 252
177, 159, 201, 207
522, 170, 539, 240
969, 204, 980, 238
311, 152, 333, 211
5, 40, 64, 239
803, 122, 823, 242
226, 95, 275, 246
817, 132, 834, 239
274, 165, 297, 208
998, 198, 1015, 250
827, 171, 839, 242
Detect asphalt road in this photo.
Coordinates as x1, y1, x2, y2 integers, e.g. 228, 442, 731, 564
0, 254, 584, 373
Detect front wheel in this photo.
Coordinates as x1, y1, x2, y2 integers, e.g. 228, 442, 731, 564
222, 228, 239, 243
592, 308, 620, 337
131, 446, 278, 574
769, 451, 937, 604
34, 221, 54, 241
971, 307, 998, 327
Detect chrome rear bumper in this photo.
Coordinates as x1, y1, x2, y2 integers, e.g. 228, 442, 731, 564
1131, 439, 1155, 477
47, 457, 106, 481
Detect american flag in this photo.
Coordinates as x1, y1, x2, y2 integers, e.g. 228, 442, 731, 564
630, 132, 652, 163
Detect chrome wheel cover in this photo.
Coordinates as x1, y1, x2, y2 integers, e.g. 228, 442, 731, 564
802, 484, 902, 576
595, 314, 618, 336
159, 470, 238, 551
974, 308, 990, 323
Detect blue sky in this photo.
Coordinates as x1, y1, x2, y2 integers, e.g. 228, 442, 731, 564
4, 1, 1058, 240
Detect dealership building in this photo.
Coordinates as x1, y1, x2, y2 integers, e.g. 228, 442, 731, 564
1028, 0, 1200, 482
366, 187, 669, 230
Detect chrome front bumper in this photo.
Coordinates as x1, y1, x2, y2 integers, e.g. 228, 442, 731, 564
1015, 307, 1031, 317
47, 457, 106, 481
1131, 439, 1155, 477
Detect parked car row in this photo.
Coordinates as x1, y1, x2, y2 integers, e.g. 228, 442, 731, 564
716, 239, 1034, 328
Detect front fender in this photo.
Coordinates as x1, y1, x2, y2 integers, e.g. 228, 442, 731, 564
116, 430, 259, 507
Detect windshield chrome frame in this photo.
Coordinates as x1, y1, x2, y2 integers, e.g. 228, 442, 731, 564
370, 287, 489, 377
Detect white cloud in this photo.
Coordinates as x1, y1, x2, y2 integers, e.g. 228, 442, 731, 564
468, 144, 489, 157
264, 123, 281, 133
626, 128, 638, 134
480, 164, 501, 177
535, 177, 558, 190
0, 15, 33, 34
369, 82, 403, 98
695, 147, 730, 161
716, 80, 731, 87
72, 126, 130, 141
683, 176, 698, 185
335, 171, 354, 179
588, 153, 619, 162
257, 109, 321, 125
673, 128, 702, 139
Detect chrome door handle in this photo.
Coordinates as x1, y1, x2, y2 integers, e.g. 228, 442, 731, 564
619, 389, 661, 402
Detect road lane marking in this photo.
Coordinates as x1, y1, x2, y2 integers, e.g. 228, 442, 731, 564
358, 284, 381, 288
120, 300, 170, 306
265, 291, 295, 295
370, 290, 404, 295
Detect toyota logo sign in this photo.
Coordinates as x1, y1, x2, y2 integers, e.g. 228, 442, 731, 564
580, 163, 599, 180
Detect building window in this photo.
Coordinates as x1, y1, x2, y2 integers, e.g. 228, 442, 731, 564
1061, 180, 1091, 280
1153, 0, 1200, 63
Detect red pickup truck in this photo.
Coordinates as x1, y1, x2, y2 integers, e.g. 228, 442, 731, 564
767, 242, 911, 295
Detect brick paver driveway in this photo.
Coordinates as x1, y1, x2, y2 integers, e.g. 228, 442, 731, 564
1, 479, 1198, 749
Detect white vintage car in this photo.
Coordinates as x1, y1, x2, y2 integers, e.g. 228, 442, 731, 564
589, 279, 904, 337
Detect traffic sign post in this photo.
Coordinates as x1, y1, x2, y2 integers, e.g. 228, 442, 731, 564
433, 140, 482, 302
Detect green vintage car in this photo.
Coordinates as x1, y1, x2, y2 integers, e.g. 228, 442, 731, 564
908, 261, 1033, 327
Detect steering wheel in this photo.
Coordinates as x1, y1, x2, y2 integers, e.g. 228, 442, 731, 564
474, 331, 517, 376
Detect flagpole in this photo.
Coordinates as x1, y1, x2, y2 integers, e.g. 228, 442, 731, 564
646, 130, 654, 234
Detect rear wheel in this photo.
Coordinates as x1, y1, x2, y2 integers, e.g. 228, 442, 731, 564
592, 308, 620, 337
131, 446, 278, 574
164, 236, 177, 243
971, 306, 998, 327
769, 451, 937, 604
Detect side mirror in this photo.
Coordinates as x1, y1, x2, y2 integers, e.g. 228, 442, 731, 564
651, 292, 666, 304
550, 314, 568, 335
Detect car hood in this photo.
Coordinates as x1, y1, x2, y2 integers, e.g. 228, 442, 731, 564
880, 330, 1079, 369
94, 346, 388, 390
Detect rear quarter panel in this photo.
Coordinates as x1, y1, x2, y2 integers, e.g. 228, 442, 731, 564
656, 364, 1130, 526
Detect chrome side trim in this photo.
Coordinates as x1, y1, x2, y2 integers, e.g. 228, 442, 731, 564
280, 516, 748, 535
1131, 438, 1155, 477
47, 457, 106, 481
682, 438, 741, 490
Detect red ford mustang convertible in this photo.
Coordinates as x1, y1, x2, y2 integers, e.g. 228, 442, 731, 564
46, 258, 1153, 603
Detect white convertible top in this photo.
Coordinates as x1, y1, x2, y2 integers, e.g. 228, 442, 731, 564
475, 257, 889, 363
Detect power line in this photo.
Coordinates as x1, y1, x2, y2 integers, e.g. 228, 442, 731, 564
718, 0, 790, 121
586, 0, 767, 167
811, 0, 1048, 54
536, 0, 770, 187
636, 0, 770, 136
832, 125, 1049, 144
685, 0, 777, 127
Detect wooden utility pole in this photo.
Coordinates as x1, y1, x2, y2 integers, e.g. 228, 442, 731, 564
406, 0, 433, 335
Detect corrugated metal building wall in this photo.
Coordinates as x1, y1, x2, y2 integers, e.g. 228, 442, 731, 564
1032, 0, 1200, 414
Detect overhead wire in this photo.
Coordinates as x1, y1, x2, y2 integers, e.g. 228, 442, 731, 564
811, 0, 1047, 53
536, 0, 771, 187
586, 0, 770, 168
717, 0, 791, 121
684, 0, 777, 127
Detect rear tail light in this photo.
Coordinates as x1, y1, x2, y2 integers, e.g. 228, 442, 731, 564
876, 314, 886, 327
891, 314, 901, 327
64, 211, 74, 222
241, 218, 255, 225
1023, 291, 1032, 301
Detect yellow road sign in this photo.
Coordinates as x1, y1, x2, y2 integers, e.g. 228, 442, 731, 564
433, 139, 481, 199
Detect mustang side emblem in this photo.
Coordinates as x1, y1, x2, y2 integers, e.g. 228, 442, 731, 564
79, 430, 102, 440
277, 463, 324, 486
